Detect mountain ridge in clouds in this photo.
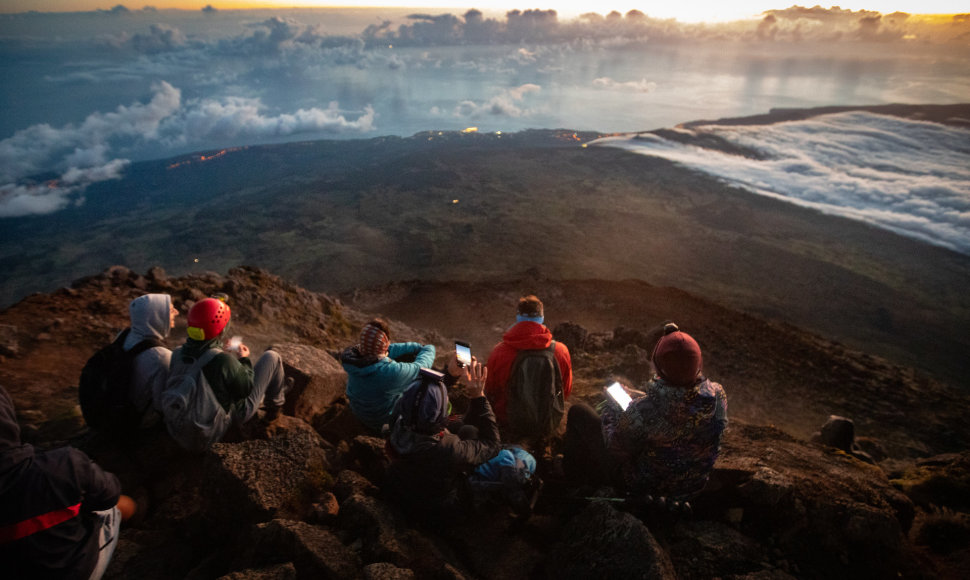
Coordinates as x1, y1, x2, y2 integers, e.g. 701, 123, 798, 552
598, 103, 970, 256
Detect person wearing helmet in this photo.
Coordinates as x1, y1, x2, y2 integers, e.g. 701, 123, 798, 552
562, 322, 727, 503
172, 297, 287, 428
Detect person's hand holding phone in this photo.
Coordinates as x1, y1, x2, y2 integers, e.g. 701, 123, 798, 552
445, 351, 462, 379
227, 335, 249, 358
463, 359, 487, 399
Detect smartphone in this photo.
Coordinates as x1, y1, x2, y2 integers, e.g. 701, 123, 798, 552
606, 381, 633, 411
455, 340, 472, 367
227, 335, 243, 352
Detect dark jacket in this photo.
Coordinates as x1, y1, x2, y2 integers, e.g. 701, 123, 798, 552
0, 386, 121, 579
177, 337, 254, 413
386, 396, 501, 504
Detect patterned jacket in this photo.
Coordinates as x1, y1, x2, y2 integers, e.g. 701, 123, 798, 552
601, 377, 727, 499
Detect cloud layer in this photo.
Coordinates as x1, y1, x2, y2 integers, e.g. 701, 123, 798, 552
1, 6, 968, 217
597, 112, 970, 255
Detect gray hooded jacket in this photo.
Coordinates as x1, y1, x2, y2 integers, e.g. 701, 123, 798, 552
124, 294, 173, 421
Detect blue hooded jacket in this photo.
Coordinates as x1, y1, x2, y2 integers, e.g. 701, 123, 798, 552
340, 341, 435, 431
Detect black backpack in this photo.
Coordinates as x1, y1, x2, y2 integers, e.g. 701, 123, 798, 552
505, 341, 565, 439
79, 328, 162, 433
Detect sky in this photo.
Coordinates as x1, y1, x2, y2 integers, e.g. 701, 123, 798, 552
2, 1, 968, 21
0, 3, 968, 254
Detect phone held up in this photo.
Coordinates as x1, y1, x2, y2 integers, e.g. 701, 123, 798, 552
455, 340, 472, 367
227, 335, 243, 352
605, 381, 633, 411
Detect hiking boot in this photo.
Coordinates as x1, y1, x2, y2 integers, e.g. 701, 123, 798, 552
262, 405, 282, 423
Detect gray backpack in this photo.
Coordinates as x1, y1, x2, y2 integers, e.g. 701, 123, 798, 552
506, 341, 565, 439
160, 347, 229, 452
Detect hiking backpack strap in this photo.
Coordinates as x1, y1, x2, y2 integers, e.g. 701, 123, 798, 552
168, 347, 221, 386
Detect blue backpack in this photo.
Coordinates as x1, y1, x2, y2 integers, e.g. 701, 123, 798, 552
467, 446, 541, 518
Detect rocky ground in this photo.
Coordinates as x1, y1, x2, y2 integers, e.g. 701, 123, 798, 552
1, 266, 969, 579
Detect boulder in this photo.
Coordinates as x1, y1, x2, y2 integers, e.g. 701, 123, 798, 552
891, 451, 970, 511
0, 323, 19, 356
203, 419, 333, 528
338, 494, 412, 567
337, 493, 469, 578
545, 500, 677, 580
271, 343, 348, 428
667, 520, 769, 578
217, 563, 297, 580
334, 469, 380, 503
231, 519, 361, 579
552, 322, 588, 354
702, 422, 916, 578
362, 563, 415, 580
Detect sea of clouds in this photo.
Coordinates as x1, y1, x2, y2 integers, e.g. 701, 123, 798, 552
1, 5, 969, 250
598, 112, 970, 255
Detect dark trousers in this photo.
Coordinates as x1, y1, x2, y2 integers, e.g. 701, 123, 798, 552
562, 403, 611, 487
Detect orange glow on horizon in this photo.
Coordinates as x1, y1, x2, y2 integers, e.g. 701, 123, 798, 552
3, 2, 966, 22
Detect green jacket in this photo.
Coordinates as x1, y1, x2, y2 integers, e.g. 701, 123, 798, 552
177, 337, 254, 413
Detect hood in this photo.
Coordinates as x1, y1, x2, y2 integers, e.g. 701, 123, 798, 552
0, 386, 34, 480
125, 293, 172, 350
340, 345, 384, 373
501, 321, 553, 351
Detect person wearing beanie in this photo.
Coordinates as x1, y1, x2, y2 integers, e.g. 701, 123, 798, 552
484, 295, 573, 427
563, 322, 727, 502
340, 319, 437, 432
169, 297, 288, 437
385, 357, 501, 521
0, 386, 136, 579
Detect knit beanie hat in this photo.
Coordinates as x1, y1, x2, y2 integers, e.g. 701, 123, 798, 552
516, 295, 544, 324
359, 320, 390, 358
398, 370, 449, 434
652, 324, 703, 386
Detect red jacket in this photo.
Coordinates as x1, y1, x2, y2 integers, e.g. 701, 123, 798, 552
484, 321, 572, 423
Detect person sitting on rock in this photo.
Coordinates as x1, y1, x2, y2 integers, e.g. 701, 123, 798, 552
484, 294, 573, 437
164, 297, 288, 445
126, 293, 178, 427
563, 323, 728, 505
0, 385, 137, 579
385, 355, 509, 519
340, 319, 436, 432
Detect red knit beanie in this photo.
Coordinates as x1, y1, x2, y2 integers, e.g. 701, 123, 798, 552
359, 321, 390, 357
652, 330, 703, 386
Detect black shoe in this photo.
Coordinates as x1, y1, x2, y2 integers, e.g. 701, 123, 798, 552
262, 405, 282, 423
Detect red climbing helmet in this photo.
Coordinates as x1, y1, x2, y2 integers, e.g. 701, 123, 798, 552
652, 323, 703, 386
186, 297, 231, 341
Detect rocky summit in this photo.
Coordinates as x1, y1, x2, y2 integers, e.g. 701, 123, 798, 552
1, 266, 969, 579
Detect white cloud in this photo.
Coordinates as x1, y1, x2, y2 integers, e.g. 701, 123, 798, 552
451, 84, 542, 118
593, 77, 656, 93
598, 112, 970, 255
0, 183, 75, 218
0, 81, 376, 217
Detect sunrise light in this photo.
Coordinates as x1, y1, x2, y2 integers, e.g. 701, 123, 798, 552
3, 1, 966, 22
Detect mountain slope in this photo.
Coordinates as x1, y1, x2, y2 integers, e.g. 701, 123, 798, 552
1, 111, 968, 390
